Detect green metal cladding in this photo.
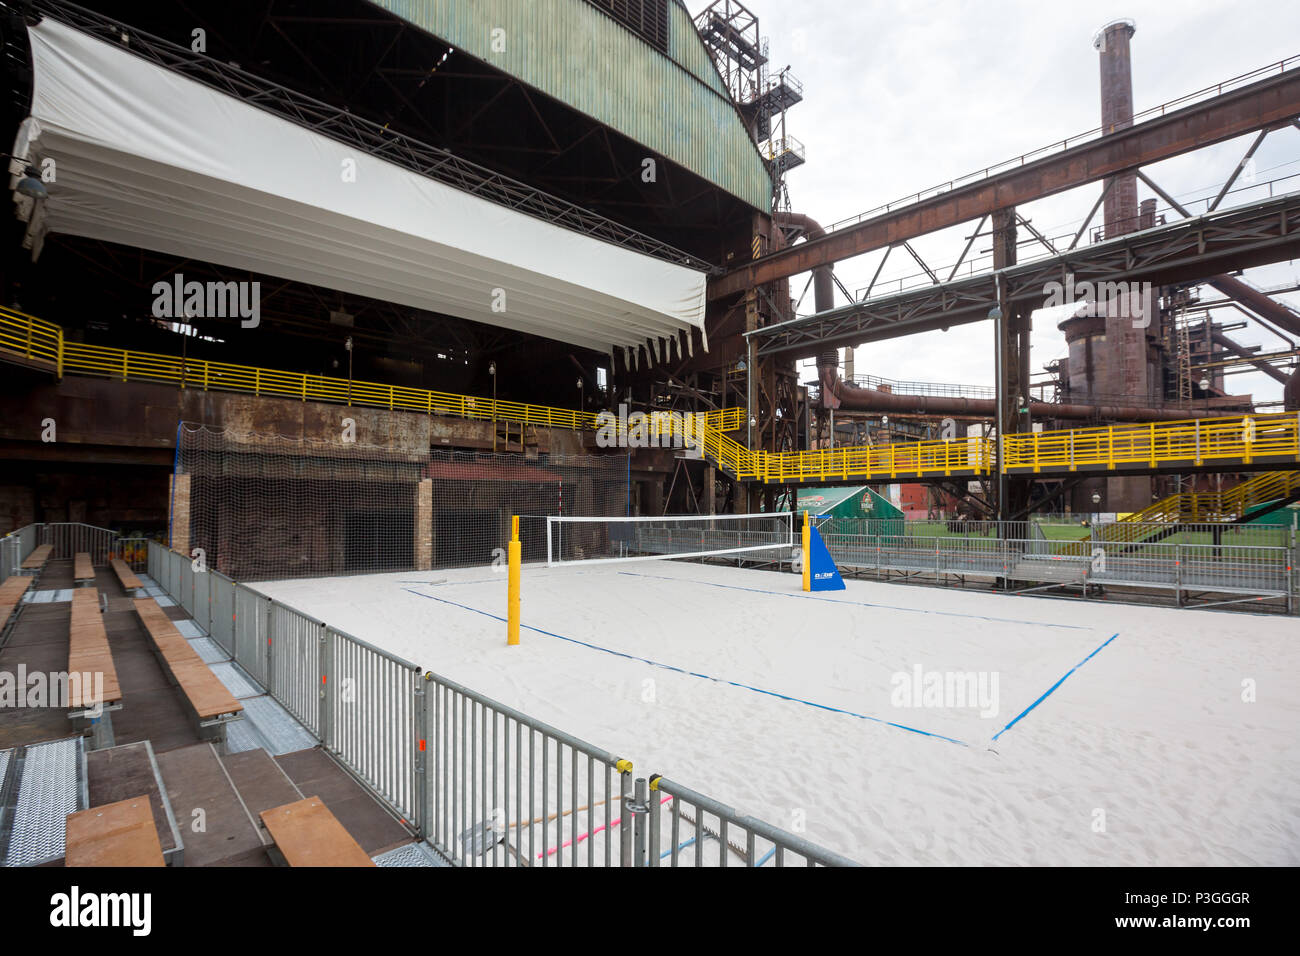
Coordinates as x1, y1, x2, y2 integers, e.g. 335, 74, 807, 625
372, 0, 772, 213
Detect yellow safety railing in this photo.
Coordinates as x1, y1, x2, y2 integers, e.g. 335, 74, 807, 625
754, 436, 994, 484
1002, 415, 1300, 472
2, 305, 610, 432
1122, 470, 1300, 525
0, 305, 62, 372
4, 304, 1298, 483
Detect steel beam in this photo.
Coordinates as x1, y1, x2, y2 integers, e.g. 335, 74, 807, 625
751, 191, 1300, 357
710, 64, 1300, 299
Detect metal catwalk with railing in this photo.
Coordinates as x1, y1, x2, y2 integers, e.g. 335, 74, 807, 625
3, 305, 1299, 485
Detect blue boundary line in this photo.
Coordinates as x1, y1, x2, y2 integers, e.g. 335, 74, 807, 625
617, 570, 1092, 631
991, 632, 1120, 742
401, 587, 969, 747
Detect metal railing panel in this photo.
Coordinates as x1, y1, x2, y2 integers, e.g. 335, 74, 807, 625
192, 568, 212, 636
422, 670, 632, 867
327, 628, 421, 828
266, 600, 322, 735
233, 586, 271, 687
1179, 544, 1291, 595
208, 572, 235, 655
647, 776, 859, 867
37, 522, 116, 564
1, 525, 37, 579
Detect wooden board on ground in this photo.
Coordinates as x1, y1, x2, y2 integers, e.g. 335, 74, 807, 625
66, 796, 165, 867
259, 796, 376, 867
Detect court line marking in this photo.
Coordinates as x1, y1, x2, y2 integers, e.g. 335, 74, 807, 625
617, 570, 1093, 630
401, 587, 969, 747
991, 632, 1121, 742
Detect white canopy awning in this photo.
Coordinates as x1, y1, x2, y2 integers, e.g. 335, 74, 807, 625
13, 19, 708, 357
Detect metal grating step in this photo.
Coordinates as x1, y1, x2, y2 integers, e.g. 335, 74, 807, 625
174, 620, 206, 639
373, 840, 450, 867
229, 695, 317, 756
210, 661, 261, 700
188, 636, 227, 664
0, 748, 12, 838
21, 589, 73, 604
3, 737, 85, 866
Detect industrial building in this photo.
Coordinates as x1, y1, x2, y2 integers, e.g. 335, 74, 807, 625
0, 0, 1298, 874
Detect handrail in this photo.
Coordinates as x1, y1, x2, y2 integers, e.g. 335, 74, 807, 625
1123, 471, 1300, 524
3, 306, 1298, 483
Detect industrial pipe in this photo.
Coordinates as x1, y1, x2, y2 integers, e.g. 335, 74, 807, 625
815, 351, 1232, 422
773, 212, 834, 313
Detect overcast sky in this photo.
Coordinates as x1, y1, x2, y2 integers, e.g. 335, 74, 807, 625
686, 0, 1300, 404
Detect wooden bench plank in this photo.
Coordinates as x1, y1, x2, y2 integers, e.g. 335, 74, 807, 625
133, 597, 243, 721
66, 796, 165, 867
74, 552, 95, 583
21, 543, 53, 569
110, 557, 142, 591
167, 660, 243, 719
68, 587, 122, 708
0, 575, 32, 627
259, 796, 375, 867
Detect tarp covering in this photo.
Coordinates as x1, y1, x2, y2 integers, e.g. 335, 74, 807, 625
14, 19, 708, 356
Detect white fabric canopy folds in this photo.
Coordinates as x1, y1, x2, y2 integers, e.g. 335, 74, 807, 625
16, 19, 708, 355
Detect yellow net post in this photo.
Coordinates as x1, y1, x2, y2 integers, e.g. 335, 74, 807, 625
801, 511, 811, 593
507, 515, 521, 646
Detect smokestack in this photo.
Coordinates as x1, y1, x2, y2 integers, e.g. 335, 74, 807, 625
1096, 19, 1139, 238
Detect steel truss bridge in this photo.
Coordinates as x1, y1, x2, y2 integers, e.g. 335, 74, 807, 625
749, 190, 1300, 358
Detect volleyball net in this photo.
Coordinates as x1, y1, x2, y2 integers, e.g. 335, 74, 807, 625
544, 512, 796, 567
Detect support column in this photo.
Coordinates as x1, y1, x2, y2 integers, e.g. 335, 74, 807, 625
992, 209, 1035, 521
415, 478, 432, 571
169, 473, 191, 555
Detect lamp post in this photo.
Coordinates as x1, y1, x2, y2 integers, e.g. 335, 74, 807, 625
344, 335, 354, 405
1091, 490, 1102, 525
489, 361, 497, 452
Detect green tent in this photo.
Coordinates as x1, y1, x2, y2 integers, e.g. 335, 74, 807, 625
1244, 500, 1299, 528
783, 486, 904, 535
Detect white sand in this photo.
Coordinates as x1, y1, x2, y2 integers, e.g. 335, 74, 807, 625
254, 561, 1300, 865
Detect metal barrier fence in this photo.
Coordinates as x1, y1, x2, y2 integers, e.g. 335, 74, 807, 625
422, 670, 632, 866
815, 530, 1295, 608
266, 599, 322, 735
824, 517, 1293, 548
328, 629, 423, 830
37, 522, 117, 564
3, 523, 161, 576
648, 776, 861, 867
0, 525, 37, 579
142, 540, 854, 865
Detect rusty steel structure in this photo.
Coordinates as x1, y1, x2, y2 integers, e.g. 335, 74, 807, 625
710, 56, 1300, 299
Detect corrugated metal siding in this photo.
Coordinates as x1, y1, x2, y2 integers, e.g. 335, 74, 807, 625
373, 0, 770, 213
667, 1, 727, 96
